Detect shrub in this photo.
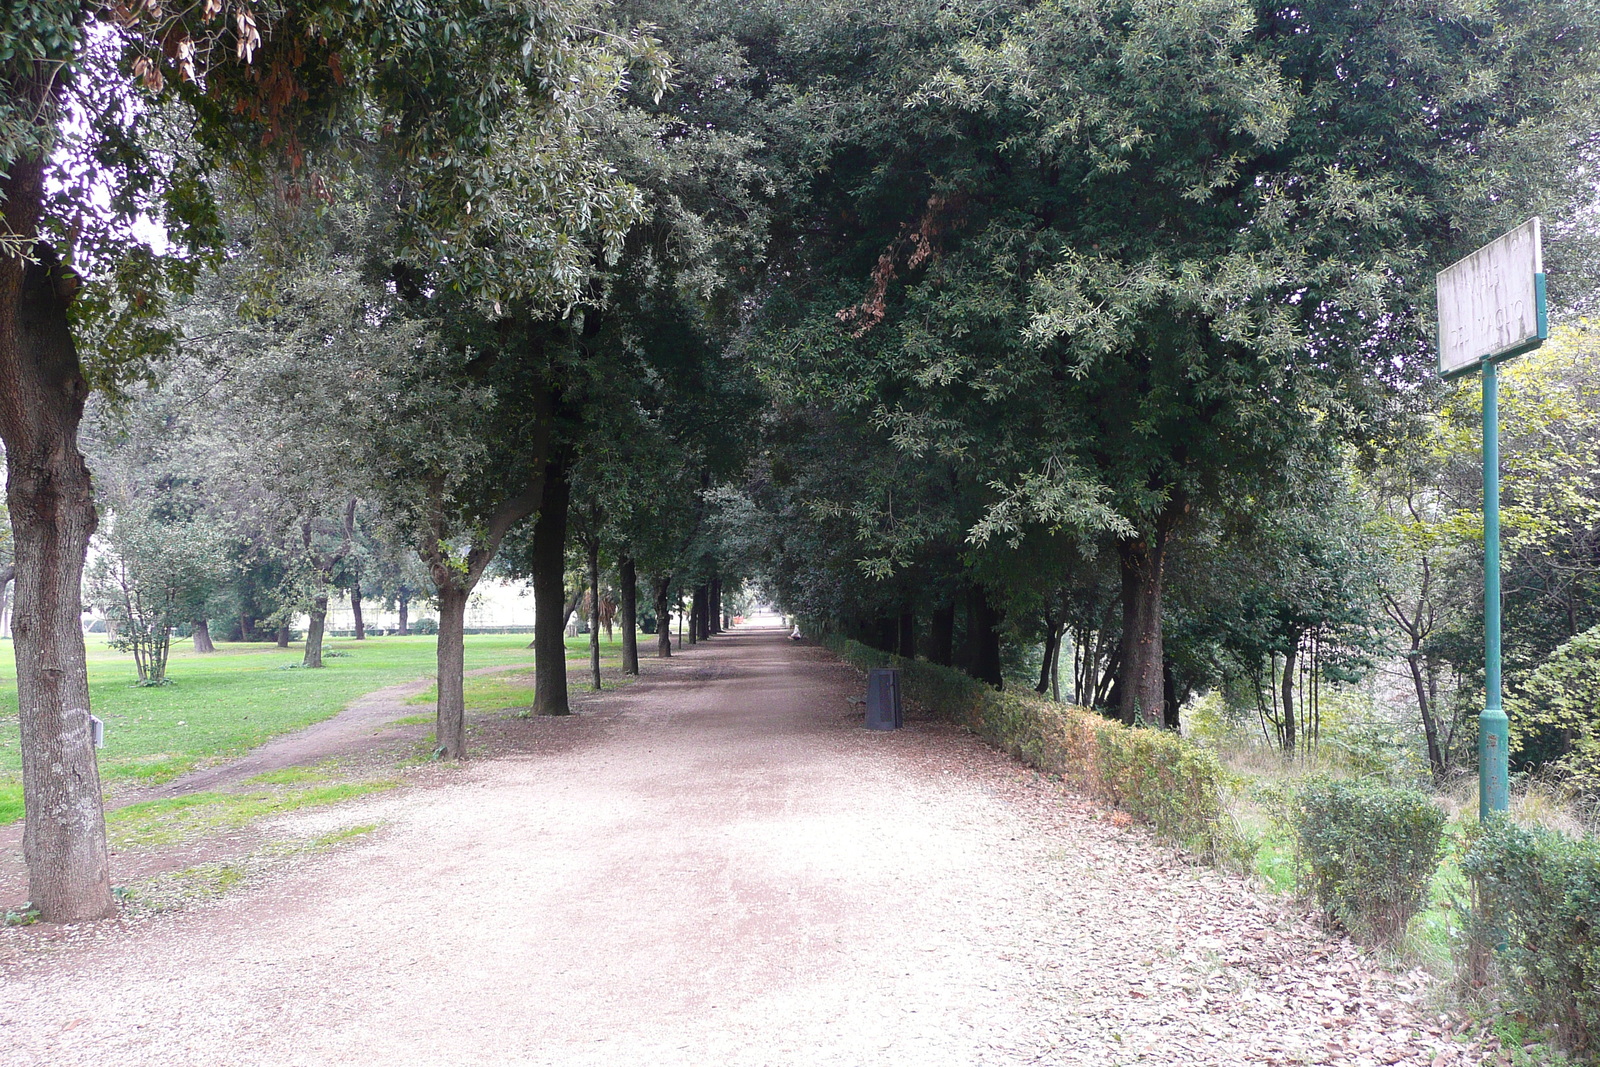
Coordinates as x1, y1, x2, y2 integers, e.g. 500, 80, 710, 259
1292, 778, 1446, 944
1511, 624, 1600, 795
1464, 818, 1600, 1058
826, 637, 1232, 858
410, 617, 439, 635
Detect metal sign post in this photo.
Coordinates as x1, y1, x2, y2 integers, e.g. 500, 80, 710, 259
1436, 217, 1547, 820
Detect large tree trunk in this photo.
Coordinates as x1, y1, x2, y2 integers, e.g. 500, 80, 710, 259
619, 556, 639, 675
350, 580, 365, 640
303, 595, 328, 668
897, 609, 915, 659
532, 460, 571, 716
709, 578, 722, 633
0, 220, 114, 921
875, 616, 898, 654
1116, 527, 1169, 727
653, 575, 672, 658
587, 537, 602, 691
435, 584, 468, 758
1036, 616, 1060, 695
1280, 643, 1298, 755
398, 595, 409, 636
276, 624, 290, 648
928, 600, 955, 667
967, 586, 1003, 688
192, 618, 216, 654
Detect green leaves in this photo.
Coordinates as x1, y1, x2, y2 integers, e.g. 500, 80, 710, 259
1292, 778, 1447, 945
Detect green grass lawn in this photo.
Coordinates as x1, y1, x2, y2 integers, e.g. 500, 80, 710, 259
0, 633, 551, 825
405, 635, 627, 712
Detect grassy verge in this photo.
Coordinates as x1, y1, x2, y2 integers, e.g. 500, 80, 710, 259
402, 634, 628, 713
0, 633, 542, 824
106, 769, 401, 848
113, 824, 383, 915
0, 631, 643, 826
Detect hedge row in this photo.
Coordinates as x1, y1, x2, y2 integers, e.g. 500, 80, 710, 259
1465, 818, 1600, 1058
823, 639, 1600, 1061
825, 637, 1231, 858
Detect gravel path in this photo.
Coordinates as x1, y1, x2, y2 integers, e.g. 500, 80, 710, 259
0, 627, 1487, 1066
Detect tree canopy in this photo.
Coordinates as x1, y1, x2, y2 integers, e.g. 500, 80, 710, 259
5, 0, 1600, 922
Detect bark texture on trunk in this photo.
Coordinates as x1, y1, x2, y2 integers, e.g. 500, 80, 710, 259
1116, 528, 1169, 727
398, 595, 409, 636
192, 618, 216, 654
587, 537, 601, 691
435, 585, 468, 758
1409, 655, 1445, 778
875, 616, 897, 654
420, 395, 552, 752
928, 600, 955, 667
350, 581, 365, 639
1280, 644, 1298, 754
1036, 617, 1060, 695
1, 216, 113, 921
619, 557, 638, 675
967, 586, 1004, 688
532, 460, 572, 716
653, 575, 672, 658
303, 595, 328, 668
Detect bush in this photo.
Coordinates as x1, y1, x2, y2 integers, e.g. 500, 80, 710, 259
1292, 778, 1446, 944
1511, 624, 1600, 795
1464, 818, 1600, 1058
410, 617, 439, 635
826, 637, 1233, 858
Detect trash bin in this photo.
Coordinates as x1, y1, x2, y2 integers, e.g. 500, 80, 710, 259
866, 668, 902, 731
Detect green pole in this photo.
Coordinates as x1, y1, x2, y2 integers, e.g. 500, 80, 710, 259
1480, 359, 1509, 820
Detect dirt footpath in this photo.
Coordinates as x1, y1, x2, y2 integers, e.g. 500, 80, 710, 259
0, 628, 1483, 1066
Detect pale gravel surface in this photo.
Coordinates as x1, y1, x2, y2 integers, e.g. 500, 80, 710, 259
0, 627, 1491, 1066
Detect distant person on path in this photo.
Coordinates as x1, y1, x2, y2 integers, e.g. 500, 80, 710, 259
789, 625, 802, 641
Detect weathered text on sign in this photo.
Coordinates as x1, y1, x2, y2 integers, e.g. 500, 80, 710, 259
1437, 217, 1544, 376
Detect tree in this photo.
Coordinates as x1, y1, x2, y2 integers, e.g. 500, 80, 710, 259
723, 0, 1600, 727
2, 0, 669, 917
88, 507, 229, 684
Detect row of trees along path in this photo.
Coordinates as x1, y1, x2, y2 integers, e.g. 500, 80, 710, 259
6, 0, 1600, 933
0, 626, 1492, 1067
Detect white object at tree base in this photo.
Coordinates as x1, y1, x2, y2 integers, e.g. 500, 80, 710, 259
1437, 217, 1545, 377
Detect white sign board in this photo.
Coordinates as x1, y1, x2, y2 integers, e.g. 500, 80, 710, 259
1437, 218, 1544, 376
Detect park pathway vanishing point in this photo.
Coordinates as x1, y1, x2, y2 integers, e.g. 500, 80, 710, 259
1, 626, 1483, 1066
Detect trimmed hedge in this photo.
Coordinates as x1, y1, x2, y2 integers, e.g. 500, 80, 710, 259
826, 638, 1231, 858
1464, 818, 1600, 1057
1291, 778, 1447, 944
